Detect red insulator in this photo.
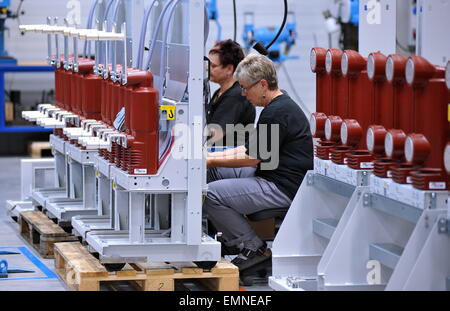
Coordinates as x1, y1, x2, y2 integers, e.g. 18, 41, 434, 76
410, 168, 448, 190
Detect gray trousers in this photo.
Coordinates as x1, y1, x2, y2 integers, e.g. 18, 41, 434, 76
203, 166, 292, 247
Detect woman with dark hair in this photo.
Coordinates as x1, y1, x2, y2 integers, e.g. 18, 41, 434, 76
207, 40, 256, 147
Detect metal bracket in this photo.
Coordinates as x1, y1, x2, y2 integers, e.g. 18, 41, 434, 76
307, 173, 314, 186
363, 193, 371, 207
437, 217, 449, 234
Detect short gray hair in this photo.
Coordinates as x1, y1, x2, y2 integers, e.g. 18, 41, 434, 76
234, 53, 278, 90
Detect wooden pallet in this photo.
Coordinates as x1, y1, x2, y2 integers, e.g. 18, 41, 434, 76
29, 141, 51, 158
19, 211, 79, 259
54, 242, 240, 291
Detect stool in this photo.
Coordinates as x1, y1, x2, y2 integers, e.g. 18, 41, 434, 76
240, 207, 289, 286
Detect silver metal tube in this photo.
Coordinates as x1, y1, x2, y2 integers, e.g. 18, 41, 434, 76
47, 16, 52, 65
121, 22, 127, 85
54, 17, 60, 68
63, 18, 70, 70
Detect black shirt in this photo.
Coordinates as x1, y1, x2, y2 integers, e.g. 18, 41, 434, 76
206, 81, 256, 146
245, 94, 314, 200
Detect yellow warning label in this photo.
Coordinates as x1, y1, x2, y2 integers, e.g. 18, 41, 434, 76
160, 106, 176, 120
448, 104, 450, 122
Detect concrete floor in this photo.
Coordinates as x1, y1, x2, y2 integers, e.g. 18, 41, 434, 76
0, 157, 271, 291
0, 157, 67, 291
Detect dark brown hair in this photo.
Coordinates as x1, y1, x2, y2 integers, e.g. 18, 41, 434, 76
209, 39, 245, 73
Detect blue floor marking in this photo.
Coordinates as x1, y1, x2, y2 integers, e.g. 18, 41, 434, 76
0, 246, 58, 281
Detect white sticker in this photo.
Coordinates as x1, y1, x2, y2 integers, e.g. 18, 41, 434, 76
387, 171, 393, 178
344, 158, 349, 164
429, 182, 446, 190
134, 169, 147, 175
361, 162, 374, 169
406, 176, 412, 184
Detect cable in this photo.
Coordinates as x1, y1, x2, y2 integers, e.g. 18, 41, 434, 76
232, 0, 237, 42
253, 0, 288, 55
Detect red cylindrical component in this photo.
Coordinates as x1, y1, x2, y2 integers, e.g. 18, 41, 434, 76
384, 129, 407, 160
410, 168, 448, 190
342, 50, 374, 149
391, 163, 423, 184
340, 119, 363, 147
330, 145, 354, 164
79, 60, 102, 121
373, 158, 400, 178
100, 78, 109, 124
366, 125, 388, 157
406, 56, 447, 169
444, 143, 450, 175
315, 141, 337, 160
118, 70, 160, 175
367, 53, 395, 129
386, 54, 414, 134
325, 115, 343, 142
326, 49, 348, 117
311, 47, 332, 114
105, 80, 115, 126
62, 69, 74, 112
310, 112, 327, 139
55, 65, 65, 109
404, 133, 431, 165
346, 150, 374, 170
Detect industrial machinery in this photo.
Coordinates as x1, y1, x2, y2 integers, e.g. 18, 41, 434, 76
269, 0, 450, 291
242, 10, 297, 64
18, 0, 220, 270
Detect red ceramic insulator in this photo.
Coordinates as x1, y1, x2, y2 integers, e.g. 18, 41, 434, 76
311, 47, 332, 115
310, 112, 327, 139
386, 54, 414, 134
405, 56, 445, 87
315, 141, 337, 160
404, 133, 431, 164
410, 168, 448, 190
330, 145, 354, 164
366, 125, 388, 156
325, 115, 343, 142
373, 158, 400, 178
346, 150, 374, 170
79, 60, 102, 121
340, 119, 362, 147
123, 70, 160, 175
326, 49, 348, 117
444, 143, 450, 175
406, 56, 448, 169
384, 129, 406, 160
368, 53, 395, 129
342, 50, 374, 146
391, 163, 423, 184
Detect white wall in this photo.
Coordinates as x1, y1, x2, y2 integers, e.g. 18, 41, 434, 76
5, 0, 334, 114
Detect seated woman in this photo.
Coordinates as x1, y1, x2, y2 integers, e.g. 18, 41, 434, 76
206, 40, 256, 147
203, 54, 314, 271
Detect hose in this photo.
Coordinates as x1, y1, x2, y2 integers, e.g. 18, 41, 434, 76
83, 0, 99, 57
137, 0, 158, 70
157, 0, 182, 162
253, 0, 288, 55
144, 0, 177, 71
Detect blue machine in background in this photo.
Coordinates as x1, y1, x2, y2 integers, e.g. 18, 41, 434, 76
343, 0, 359, 26
242, 11, 298, 64
0, 0, 17, 63
0, 0, 54, 134
206, 0, 222, 41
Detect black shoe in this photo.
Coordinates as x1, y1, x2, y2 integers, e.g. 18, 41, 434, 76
231, 243, 271, 271
217, 236, 241, 256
